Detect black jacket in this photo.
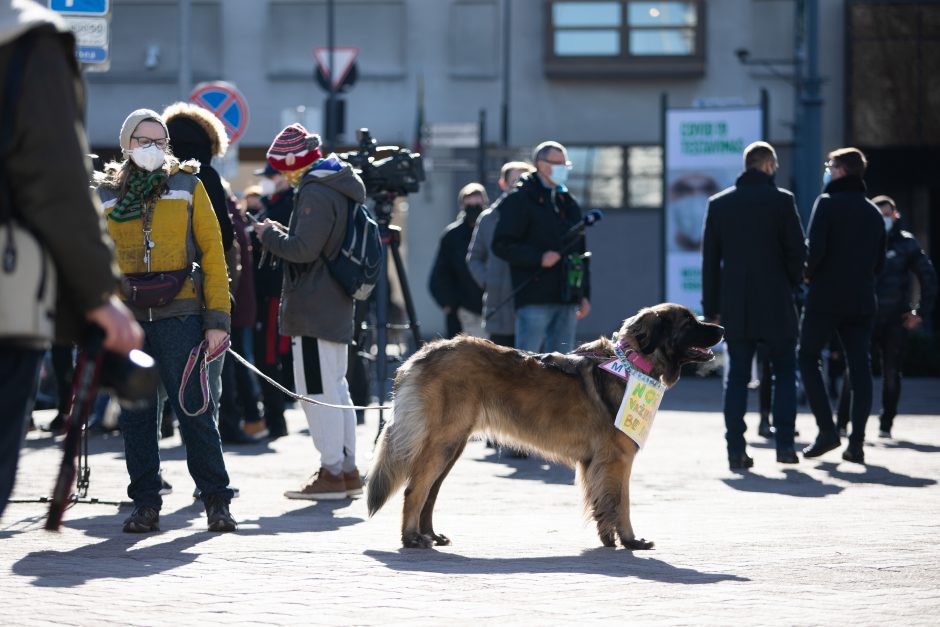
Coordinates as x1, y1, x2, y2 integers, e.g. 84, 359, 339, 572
252, 188, 294, 301
804, 176, 886, 315
428, 213, 484, 315
876, 224, 937, 318
702, 170, 806, 340
491, 173, 590, 307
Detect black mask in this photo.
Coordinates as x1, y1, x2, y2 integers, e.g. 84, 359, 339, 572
464, 204, 484, 223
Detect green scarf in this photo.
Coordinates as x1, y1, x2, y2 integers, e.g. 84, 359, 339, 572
108, 167, 168, 222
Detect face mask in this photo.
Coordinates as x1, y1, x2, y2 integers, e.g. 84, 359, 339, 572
128, 145, 166, 172
672, 194, 711, 241
822, 168, 832, 187
259, 178, 276, 196
883, 216, 894, 233
550, 164, 571, 186
463, 204, 484, 224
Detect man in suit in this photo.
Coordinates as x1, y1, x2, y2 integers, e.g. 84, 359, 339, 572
800, 147, 886, 465
702, 141, 806, 470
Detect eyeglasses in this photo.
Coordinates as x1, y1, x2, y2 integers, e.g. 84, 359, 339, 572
131, 136, 170, 150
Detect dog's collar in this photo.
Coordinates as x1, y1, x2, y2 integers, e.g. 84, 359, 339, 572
613, 342, 654, 375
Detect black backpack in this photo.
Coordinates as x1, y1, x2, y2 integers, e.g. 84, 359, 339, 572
323, 198, 382, 301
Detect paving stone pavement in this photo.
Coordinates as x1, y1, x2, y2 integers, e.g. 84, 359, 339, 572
2, 377, 938, 626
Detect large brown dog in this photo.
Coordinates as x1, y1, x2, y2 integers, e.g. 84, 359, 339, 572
367, 303, 723, 549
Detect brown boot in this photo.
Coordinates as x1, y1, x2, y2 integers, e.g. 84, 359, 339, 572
284, 468, 347, 500
344, 471, 363, 497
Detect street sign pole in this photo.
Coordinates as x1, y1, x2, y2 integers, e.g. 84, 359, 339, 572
326, 0, 336, 148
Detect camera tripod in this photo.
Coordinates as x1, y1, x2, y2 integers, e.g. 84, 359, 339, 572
353, 193, 421, 437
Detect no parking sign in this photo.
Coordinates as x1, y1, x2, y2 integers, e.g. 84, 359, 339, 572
189, 82, 249, 144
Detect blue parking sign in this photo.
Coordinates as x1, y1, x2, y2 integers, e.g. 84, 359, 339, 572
48, 1, 109, 16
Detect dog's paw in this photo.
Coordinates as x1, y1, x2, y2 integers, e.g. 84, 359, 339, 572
599, 533, 617, 548
402, 532, 434, 549
431, 533, 452, 546
621, 537, 655, 550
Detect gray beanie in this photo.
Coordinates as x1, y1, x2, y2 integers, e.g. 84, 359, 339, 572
119, 108, 169, 151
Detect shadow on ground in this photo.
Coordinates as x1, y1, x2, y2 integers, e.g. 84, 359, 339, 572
364, 548, 749, 584
480, 451, 576, 485
722, 469, 844, 497
815, 462, 937, 488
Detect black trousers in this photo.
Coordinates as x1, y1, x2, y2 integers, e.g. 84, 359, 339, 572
0, 347, 43, 519
254, 296, 293, 431
799, 311, 874, 447
219, 328, 262, 436
836, 314, 908, 432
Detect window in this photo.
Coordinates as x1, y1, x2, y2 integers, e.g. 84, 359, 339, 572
549, 145, 662, 210
545, 0, 705, 78
627, 146, 663, 208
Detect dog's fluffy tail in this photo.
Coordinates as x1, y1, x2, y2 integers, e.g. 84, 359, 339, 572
367, 376, 427, 517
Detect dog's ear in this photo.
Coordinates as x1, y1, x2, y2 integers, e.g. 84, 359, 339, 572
623, 309, 665, 355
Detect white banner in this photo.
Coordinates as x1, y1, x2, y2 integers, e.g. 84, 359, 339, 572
664, 107, 763, 313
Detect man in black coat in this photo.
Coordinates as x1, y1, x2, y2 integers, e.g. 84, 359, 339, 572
800, 147, 886, 465
835, 195, 936, 438
702, 142, 806, 469
492, 141, 591, 353
429, 183, 487, 338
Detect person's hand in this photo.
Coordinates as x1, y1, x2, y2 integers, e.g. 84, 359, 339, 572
541, 251, 561, 268
576, 297, 591, 320
205, 329, 229, 355
85, 296, 144, 355
252, 218, 274, 238
902, 311, 923, 330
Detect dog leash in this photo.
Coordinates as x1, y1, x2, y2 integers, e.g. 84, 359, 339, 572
226, 345, 391, 411
178, 336, 231, 417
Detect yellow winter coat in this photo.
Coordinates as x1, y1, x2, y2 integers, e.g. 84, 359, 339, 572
99, 168, 231, 331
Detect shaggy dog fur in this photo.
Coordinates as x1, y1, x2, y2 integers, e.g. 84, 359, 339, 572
367, 303, 724, 549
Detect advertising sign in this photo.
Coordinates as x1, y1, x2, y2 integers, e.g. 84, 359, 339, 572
664, 107, 763, 313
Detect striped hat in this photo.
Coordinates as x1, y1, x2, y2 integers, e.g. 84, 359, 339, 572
266, 124, 322, 172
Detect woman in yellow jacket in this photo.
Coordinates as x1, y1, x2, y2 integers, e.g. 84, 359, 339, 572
96, 109, 236, 533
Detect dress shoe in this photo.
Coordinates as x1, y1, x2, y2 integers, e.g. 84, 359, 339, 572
841, 445, 865, 464
758, 417, 774, 439
802, 433, 841, 458
776, 450, 799, 464
728, 453, 754, 471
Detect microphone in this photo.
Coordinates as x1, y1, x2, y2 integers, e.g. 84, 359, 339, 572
582, 209, 604, 226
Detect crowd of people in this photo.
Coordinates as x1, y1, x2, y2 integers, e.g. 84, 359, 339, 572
1, 0, 935, 537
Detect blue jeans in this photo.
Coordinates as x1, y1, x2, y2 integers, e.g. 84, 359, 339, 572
724, 337, 798, 456
515, 304, 578, 353
120, 316, 233, 509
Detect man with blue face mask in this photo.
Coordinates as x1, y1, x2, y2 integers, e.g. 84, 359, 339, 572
799, 147, 886, 465
492, 141, 591, 354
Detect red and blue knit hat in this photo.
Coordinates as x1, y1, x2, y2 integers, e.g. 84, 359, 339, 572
266, 124, 322, 172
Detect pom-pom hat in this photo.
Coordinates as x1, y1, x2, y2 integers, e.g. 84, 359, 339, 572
266, 124, 322, 172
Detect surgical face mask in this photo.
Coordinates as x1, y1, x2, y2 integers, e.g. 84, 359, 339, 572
883, 216, 894, 233
128, 145, 166, 172
259, 178, 276, 196
672, 194, 710, 242
822, 168, 832, 187
550, 163, 571, 186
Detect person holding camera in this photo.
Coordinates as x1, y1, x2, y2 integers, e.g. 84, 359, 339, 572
253, 124, 366, 500
96, 109, 236, 532
492, 141, 591, 353
0, 1, 143, 521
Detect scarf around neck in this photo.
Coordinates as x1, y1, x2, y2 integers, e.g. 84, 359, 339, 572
108, 166, 168, 222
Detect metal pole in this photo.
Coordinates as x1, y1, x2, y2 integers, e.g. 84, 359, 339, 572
478, 108, 486, 184
500, 0, 511, 146
326, 0, 336, 147
792, 0, 805, 203
178, 0, 192, 99
799, 0, 823, 226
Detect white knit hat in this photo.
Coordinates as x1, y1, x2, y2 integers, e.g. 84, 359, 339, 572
119, 108, 168, 151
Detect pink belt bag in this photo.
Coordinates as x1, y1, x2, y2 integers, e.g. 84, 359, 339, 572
121, 269, 190, 308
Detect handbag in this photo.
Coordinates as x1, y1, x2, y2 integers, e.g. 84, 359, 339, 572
0, 31, 57, 347
121, 269, 190, 308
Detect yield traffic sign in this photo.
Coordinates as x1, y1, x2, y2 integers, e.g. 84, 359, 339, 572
313, 47, 358, 92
